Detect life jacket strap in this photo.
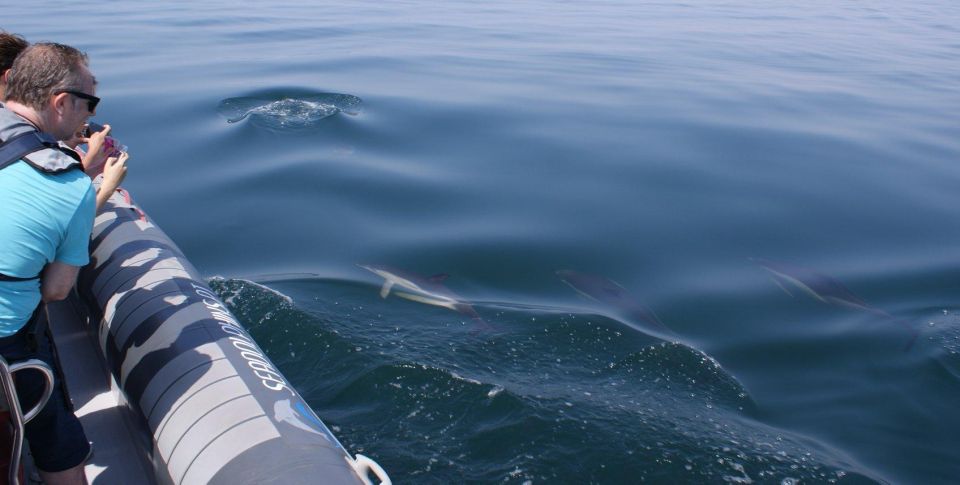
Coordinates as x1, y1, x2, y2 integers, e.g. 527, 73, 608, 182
0, 131, 50, 171
0, 130, 80, 174
0, 273, 40, 282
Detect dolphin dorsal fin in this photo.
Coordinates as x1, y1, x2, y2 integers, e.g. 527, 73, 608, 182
428, 273, 449, 283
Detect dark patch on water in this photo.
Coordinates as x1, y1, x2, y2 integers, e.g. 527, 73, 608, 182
218, 88, 361, 130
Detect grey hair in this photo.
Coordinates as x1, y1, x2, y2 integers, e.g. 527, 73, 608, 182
4, 42, 89, 109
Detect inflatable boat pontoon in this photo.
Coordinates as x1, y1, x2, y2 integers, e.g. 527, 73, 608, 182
1, 183, 391, 485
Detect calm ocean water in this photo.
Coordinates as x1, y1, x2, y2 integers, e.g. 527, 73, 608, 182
7, 1, 960, 483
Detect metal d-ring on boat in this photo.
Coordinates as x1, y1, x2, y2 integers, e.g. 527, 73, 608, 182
0, 356, 56, 485
76, 184, 391, 485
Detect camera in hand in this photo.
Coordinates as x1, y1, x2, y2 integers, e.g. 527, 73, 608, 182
83, 121, 107, 138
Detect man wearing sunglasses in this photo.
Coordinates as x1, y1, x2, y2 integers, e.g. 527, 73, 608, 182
1, 32, 128, 210
0, 43, 100, 485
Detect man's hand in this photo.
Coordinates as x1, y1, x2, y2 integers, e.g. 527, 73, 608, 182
96, 152, 129, 211
81, 123, 113, 176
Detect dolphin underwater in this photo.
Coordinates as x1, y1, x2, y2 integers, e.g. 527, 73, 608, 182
556, 269, 674, 339
751, 258, 872, 311
751, 258, 919, 349
358, 264, 489, 328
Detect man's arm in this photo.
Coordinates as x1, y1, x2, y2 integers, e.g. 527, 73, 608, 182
40, 261, 80, 302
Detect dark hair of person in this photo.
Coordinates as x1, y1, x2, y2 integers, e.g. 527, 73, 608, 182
5, 43, 90, 110
0, 31, 29, 74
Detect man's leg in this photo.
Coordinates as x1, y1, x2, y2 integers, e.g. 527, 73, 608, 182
39, 465, 87, 485
13, 327, 91, 484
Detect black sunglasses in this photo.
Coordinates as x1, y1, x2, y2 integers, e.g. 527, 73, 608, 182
59, 90, 100, 112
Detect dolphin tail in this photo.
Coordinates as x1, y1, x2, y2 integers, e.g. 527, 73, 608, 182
887, 315, 920, 352
453, 304, 500, 334
901, 326, 920, 352
466, 314, 501, 335
626, 305, 665, 329
380, 280, 395, 299
868, 309, 920, 352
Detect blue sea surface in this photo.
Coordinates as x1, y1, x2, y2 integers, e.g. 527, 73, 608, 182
7, 1, 960, 483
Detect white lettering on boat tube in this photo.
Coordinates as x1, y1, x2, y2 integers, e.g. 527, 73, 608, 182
192, 283, 295, 395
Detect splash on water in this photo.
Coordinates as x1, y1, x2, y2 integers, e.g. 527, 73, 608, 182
218, 91, 362, 130
209, 276, 294, 307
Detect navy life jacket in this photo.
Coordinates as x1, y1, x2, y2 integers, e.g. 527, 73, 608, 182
0, 105, 83, 282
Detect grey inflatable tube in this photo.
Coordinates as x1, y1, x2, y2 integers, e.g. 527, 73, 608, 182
78, 189, 390, 485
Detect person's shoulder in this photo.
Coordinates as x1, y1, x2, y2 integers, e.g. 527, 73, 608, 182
61, 169, 95, 209
45, 165, 92, 196
55, 165, 91, 185
3, 161, 92, 203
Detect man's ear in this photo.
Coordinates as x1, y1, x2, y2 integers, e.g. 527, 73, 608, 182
51, 91, 71, 116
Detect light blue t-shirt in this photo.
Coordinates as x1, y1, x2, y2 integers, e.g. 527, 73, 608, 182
0, 160, 95, 336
